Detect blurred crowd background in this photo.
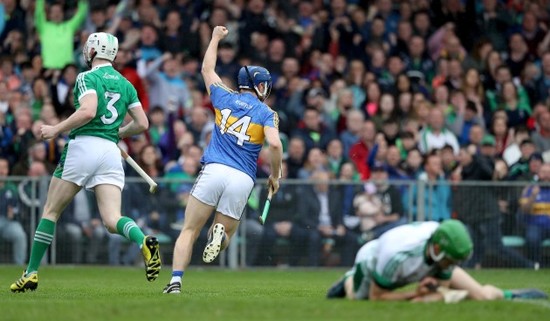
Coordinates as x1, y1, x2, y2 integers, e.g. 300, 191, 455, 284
1, 0, 550, 269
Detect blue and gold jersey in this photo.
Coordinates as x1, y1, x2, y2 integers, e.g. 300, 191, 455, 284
521, 186, 550, 227
201, 83, 278, 181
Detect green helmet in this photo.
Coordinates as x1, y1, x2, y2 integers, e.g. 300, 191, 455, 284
429, 219, 473, 262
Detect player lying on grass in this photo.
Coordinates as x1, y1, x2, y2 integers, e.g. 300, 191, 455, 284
327, 220, 547, 302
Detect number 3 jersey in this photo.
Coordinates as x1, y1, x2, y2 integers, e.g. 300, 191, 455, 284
202, 83, 279, 181
70, 64, 141, 143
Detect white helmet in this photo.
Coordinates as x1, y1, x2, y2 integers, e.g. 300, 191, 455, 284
83, 32, 119, 67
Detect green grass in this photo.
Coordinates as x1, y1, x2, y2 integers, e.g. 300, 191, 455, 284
0, 266, 549, 321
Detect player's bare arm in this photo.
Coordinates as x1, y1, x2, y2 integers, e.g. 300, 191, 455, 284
264, 126, 282, 194
41, 93, 98, 139
201, 26, 228, 94
118, 105, 149, 139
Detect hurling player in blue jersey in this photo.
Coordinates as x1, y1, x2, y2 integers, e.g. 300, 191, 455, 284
163, 26, 283, 294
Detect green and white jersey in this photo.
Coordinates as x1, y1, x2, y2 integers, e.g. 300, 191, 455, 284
351, 222, 453, 298
70, 64, 141, 143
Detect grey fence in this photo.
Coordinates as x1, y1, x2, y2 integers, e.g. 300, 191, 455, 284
1, 176, 548, 269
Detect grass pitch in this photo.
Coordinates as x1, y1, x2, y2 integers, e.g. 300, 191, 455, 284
0, 266, 549, 321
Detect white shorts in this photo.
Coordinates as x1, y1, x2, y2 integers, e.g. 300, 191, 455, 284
191, 163, 254, 220
54, 135, 124, 191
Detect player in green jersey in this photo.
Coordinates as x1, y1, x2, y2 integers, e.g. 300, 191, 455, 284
10, 32, 161, 293
327, 220, 547, 302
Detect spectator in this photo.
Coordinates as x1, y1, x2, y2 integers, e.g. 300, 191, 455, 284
286, 136, 306, 179
137, 24, 162, 61
368, 164, 407, 237
402, 147, 424, 179
141, 52, 192, 115
440, 144, 458, 178
520, 11, 546, 57
12, 141, 56, 176
486, 65, 530, 115
0, 0, 25, 44
185, 106, 214, 147
371, 93, 397, 131
325, 138, 346, 177
418, 107, 460, 155
115, 48, 150, 112
489, 116, 511, 157
454, 147, 535, 268
147, 106, 167, 146
295, 169, 357, 266
497, 81, 532, 128
160, 10, 190, 55
339, 109, 364, 158
531, 110, 550, 153
214, 42, 240, 80
503, 125, 531, 166
534, 51, 550, 104
517, 153, 544, 182
12, 107, 34, 164
520, 163, 550, 266
292, 107, 336, 154
505, 33, 532, 79
405, 153, 451, 221
50, 64, 78, 117
404, 35, 435, 86
508, 139, 537, 180
0, 157, 26, 265
447, 95, 485, 146
297, 147, 328, 180
35, 0, 89, 69
475, 0, 514, 52
349, 120, 376, 180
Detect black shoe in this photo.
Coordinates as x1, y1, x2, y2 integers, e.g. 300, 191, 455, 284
163, 282, 181, 294
510, 288, 548, 300
326, 278, 346, 299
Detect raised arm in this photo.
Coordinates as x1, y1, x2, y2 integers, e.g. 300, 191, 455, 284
67, 0, 89, 32
201, 26, 227, 94
34, 0, 47, 33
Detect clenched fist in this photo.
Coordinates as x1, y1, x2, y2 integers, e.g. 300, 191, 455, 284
40, 125, 59, 140
212, 26, 228, 40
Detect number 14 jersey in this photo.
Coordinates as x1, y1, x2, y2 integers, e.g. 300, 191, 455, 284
202, 83, 279, 181
70, 64, 141, 143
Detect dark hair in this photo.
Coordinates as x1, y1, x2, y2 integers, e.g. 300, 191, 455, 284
423, 151, 440, 167
400, 131, 415, 139
520, 138, 535, 146
441, 144, 454, 152
514, 124, 529, 135
465, 101, 477, 112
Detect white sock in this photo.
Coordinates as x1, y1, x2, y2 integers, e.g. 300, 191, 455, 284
170, 276, 182, 284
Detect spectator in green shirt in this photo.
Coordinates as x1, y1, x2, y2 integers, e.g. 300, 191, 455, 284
35, 0, 88, 69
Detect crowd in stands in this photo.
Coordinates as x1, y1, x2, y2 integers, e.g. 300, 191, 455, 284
1, 0, 550, 268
